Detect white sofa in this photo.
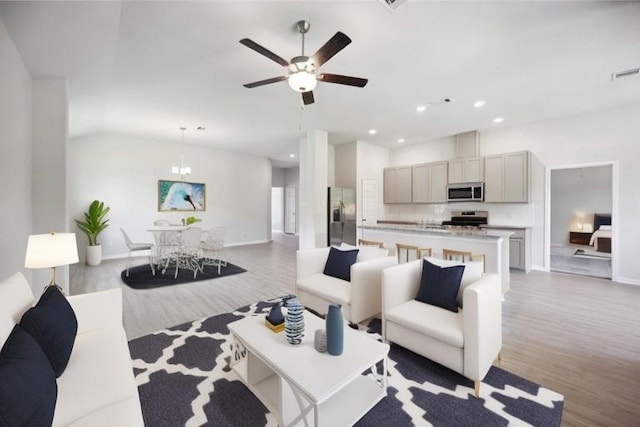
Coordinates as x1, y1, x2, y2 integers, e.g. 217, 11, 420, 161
296, 247, 397, 324
0, 273, 144, 426
381, 258, 502, 397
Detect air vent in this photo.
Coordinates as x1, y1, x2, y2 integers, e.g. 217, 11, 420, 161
378, 0, 410, 12
611, 68, 640, 81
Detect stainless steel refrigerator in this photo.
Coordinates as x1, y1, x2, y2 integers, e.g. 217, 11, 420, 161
328, 187, 356, 246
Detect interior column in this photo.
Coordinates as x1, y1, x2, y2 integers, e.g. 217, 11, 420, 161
298, 130, 328, 249
32, 78, 71, 293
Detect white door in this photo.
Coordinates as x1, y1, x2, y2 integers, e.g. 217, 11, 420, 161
285, 186, 297, 235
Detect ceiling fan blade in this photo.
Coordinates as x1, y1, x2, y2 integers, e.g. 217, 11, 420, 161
243, 76, 287, 88
302, 91, 315, 105
318, 73, 368, 87
311, 32, 352, 68
239, 38, 289, 67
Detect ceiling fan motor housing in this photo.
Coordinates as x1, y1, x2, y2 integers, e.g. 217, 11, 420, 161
290, 56, 314, 72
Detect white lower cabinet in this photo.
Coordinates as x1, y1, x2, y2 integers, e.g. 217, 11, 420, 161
509, 235, 525, 270
484, 227, 530, 272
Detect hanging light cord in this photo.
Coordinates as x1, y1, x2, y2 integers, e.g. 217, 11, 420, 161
180, 127, 186, 172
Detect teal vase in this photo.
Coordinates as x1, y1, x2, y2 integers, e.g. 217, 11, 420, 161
326, 303, 344, 356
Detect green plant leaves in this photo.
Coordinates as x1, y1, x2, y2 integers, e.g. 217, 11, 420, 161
74, 200, 110, 246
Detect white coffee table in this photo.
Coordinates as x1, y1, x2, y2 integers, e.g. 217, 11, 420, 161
228, 310, 389, 426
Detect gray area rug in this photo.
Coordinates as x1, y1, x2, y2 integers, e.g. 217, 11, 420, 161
128, 298, 564, 426
573, 248, 612, 260
550, 245, 611, 279
121, 262, 246, 289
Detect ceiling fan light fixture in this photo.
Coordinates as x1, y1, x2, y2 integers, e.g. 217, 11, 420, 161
288, 71, 317, 92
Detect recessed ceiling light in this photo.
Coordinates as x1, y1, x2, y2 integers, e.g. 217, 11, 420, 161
493, 117, 504, 123
397, 138, 405, 144
368, 129, 377, 135
289, 154, 295, 158
416, 105, 427, 113
473, 100, 486, 108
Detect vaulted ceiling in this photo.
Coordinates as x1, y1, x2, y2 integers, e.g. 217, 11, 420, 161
1, 1, 639, 167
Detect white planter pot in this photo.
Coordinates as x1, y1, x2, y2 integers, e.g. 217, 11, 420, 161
86, 245, 102, 266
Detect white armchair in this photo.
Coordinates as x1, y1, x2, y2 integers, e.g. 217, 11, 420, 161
296, 247, 397, 324
381, 257, 502, 397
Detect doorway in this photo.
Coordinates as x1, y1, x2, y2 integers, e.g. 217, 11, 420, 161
546, 162, 617, 280
271, 188, 284, 233
284, 186, 297, 235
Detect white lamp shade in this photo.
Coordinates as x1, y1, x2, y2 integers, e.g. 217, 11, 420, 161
288, 71, 317, 92
25, 232, 79, 269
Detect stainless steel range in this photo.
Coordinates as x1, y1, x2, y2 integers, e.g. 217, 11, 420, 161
441, 210, 488, 229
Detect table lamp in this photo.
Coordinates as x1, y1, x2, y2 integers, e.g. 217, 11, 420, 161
25, 232, 79, 291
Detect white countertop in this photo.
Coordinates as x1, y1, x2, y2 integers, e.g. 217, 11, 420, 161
361, 224, 508, 240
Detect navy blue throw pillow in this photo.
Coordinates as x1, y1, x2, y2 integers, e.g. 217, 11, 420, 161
415, 259, 465, 313
0, 325, 57, 426
323, 247, 359, 282
20, 286, 78, 377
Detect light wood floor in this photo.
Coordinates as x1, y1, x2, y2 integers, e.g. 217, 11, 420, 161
70, 233, 640, 427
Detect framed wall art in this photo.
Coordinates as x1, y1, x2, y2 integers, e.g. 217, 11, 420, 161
158, 180, 206, 212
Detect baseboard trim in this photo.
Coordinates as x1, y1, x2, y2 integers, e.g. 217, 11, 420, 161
616, 276, 640, 286
103, 239, 270, 260
225, 239, 270, 247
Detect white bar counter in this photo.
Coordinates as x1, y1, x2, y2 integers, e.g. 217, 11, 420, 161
361, 225, 512, 295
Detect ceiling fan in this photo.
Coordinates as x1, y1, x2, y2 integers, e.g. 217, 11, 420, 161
240, 20, 368, 105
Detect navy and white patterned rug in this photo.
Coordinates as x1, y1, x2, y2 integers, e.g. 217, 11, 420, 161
128, 297, 563, 426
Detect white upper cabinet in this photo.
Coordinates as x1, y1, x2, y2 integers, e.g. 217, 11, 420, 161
412, 161, 448, 203
484, 151, 531, 203
448, 157, 484, 183
383, 166, 412, 204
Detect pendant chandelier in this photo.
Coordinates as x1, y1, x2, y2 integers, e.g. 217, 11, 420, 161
172, 127, 191, 180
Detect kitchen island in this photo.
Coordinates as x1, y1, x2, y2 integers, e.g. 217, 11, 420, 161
361, 225, 512, 294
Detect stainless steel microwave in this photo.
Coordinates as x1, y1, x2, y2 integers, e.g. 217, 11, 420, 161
447, 183, 484, 202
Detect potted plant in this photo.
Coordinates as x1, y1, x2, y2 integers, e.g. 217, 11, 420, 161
183, 216, 202, 226
75, 200, 110, 266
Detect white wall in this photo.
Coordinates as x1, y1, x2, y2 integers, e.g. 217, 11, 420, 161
0, 17, 33, 284
356, 141, 389, 238
32, 79, 72, 291
480, 104, 639, 284
298, 130, 328, 248
272, 167, 285, 187
551, 165, 612, 244
355, 103, 640, 284
389, 136, 455, 166
68, 133, 272, 259
334, 142, 357, 189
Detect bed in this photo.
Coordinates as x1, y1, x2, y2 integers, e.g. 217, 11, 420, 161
589, 213, 612, 253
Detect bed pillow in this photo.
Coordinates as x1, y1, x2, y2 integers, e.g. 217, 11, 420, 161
415, 259, 465, 313
19, 286, 78, 377
0, 325, 57, 426
323, 246, 359, 282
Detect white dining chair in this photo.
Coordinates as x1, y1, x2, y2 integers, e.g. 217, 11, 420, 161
200, 226, 227, 275
120, 228, 155, 276
167, 227, 203, 278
